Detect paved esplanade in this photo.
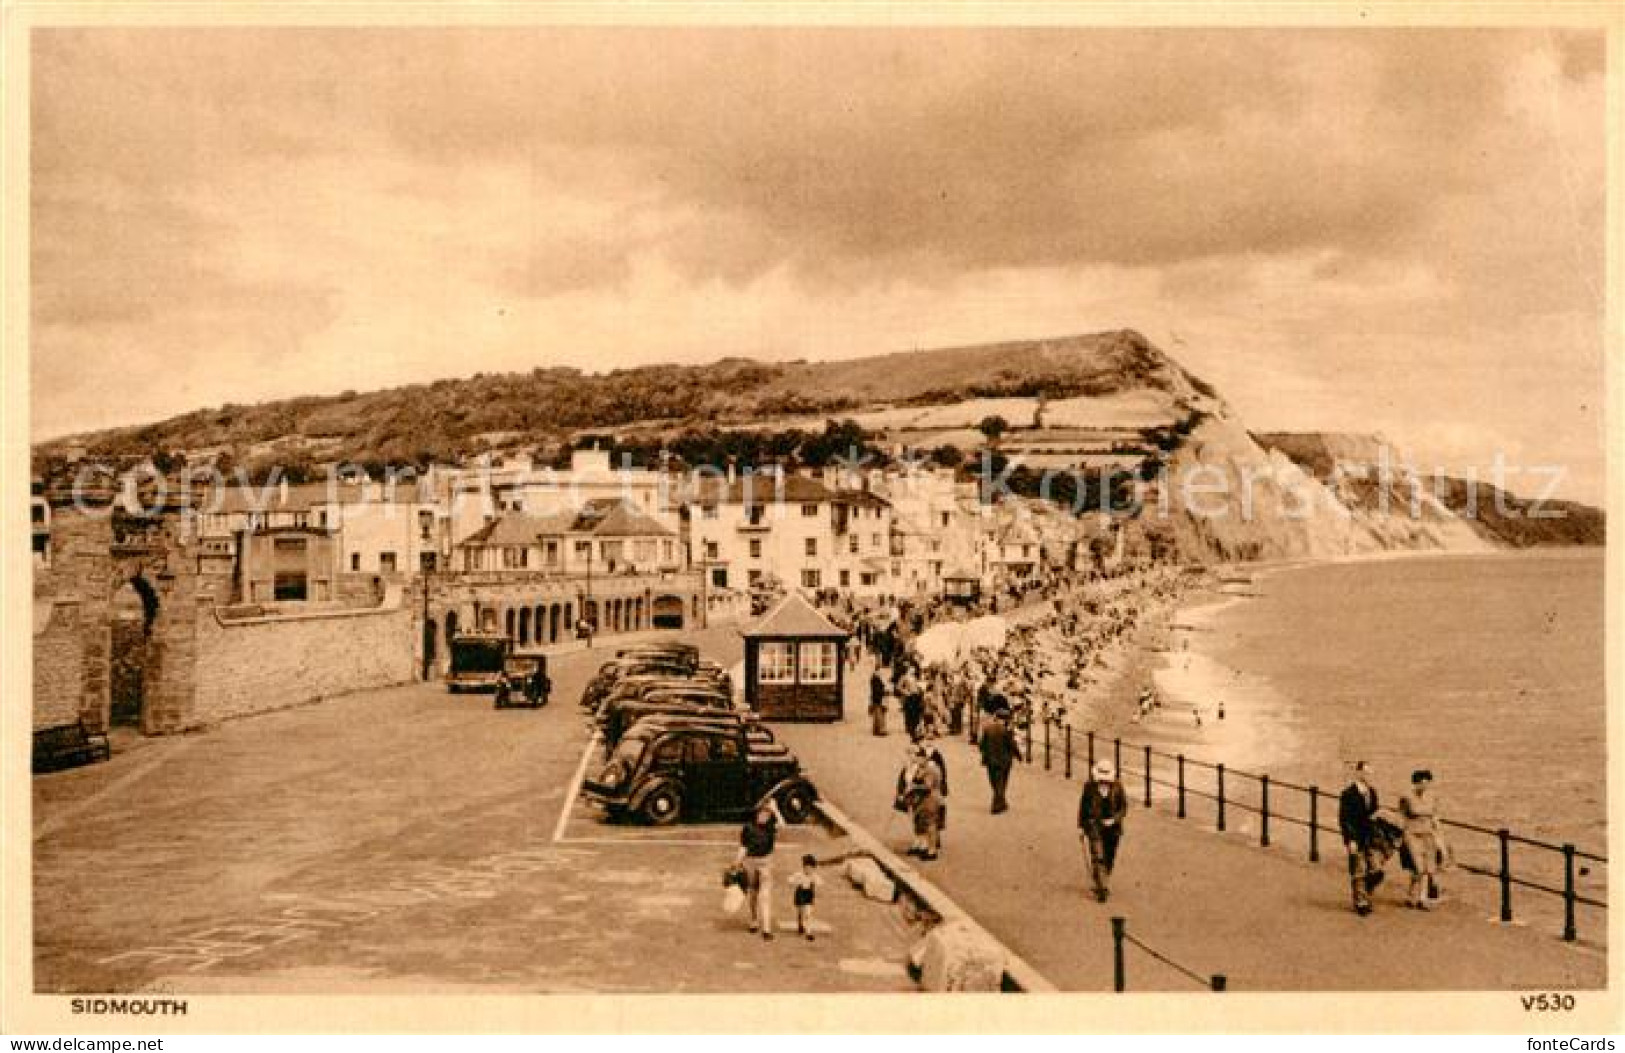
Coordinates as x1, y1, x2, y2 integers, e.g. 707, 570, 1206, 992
31, 627, 916, 995
772, 657, 1607, 992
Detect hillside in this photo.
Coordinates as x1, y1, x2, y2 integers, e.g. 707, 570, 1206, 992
35, 329, 1600, 560
39, 329, 1199, 472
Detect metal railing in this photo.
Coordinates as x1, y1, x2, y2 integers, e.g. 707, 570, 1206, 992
1111, 916, 1227, 992
1004, 720, 1607, 943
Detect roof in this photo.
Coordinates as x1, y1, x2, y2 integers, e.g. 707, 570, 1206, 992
459, 502, 674, 548
742, 593, 849, 639
566, 499, 674, 537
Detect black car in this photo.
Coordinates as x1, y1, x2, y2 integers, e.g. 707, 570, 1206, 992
493, 652, 551, 709
599, 686, 742, 749
582, 722, 817, 826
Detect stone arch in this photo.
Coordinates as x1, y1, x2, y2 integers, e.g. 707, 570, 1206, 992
481, 607, 498, 633
535, 603, 547, 643
444, 609, 460, 643
108, 574, 161, 729
563, 602, 574, 633
549, 603, 561, 643
504, 607, 516, 640
518, 606, 532, 645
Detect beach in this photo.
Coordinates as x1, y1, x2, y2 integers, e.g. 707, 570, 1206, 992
1139, 550, 1606, 854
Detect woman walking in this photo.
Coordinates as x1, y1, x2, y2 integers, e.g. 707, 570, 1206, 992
1399, 769, 1447, 909
735, 799, 785, 938
897, 744, 945, 860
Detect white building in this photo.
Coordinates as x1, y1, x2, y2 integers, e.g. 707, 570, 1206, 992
681, 470, 894, 599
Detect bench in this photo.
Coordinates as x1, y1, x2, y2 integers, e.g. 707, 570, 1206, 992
32, 722, 112, 773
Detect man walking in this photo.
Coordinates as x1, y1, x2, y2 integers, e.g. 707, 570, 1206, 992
1339, 760, 1382, 915
978, 705, 1022, 814
1078, 760, 1128, 902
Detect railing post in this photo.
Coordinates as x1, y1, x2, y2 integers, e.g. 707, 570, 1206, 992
1308, 786, 1320, 862
1114, 737, 1122, 779
1025, 717, 1033, 765
1260, 775, 1271, 847
1044, 719, 1052, 771
1216, 764, 1226, 832
1065, 725, 1073, 780
1210, 974, 1227, 992
1111, 917, 1126, 993
1177, 755, 1186, 819
1143, 745, 1153, 807
1088, 731, 1096, 771
1497, 828, 1513, 923
1563, 844, 1577, 942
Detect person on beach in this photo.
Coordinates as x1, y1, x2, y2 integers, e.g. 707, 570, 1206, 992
1078, 759, 1129, 902
735, 799, 785, 939
1338, 761, 1382, 915
1399, 769, 1448, 910
978, 705, 1022, 814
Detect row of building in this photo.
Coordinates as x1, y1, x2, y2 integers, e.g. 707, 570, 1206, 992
36, 448, 1111, 616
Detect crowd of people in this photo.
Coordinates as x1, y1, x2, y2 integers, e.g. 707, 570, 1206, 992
729, 562, 1452, 938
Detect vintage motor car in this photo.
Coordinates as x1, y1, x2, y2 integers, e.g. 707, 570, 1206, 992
580, 658, 702, 711
598, 686, 743, 749
447, 632, 509, 693
493, 652, 551, 709
582, 721, 817, 826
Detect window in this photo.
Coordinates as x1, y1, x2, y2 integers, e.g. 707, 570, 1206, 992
662, 540, 674, 562
748, 570, 763, 586
602, 541, 624, 564
704, 541, 719, 560
941, 512, 950, 527
544, 541, 561, 565
634, 540, 655, 563
575, 540, 592, 559
839, 569, 851, 588
379, 552, 397, 573
350, 552, 362, 572
713, 737, 741, 762
749, 539, 762, 559
804, 538, 817, 557
801, 569, 821, 589
420, 553, 437, 572
702, 505, 719, 520
712, 567, 728, 588
759, 642, 795, 683
503, 546, 528, 570
861, 572, 877, 587
799, 642, 837, 684
871, 533, 881, 549
418, 510, 434, 539
801, 503, 818, 517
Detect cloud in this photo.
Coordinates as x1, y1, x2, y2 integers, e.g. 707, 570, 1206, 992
25, 26, 1607, 502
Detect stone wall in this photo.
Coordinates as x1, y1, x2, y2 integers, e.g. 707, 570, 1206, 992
190, 601, 416, 727
33, 599, 87, 730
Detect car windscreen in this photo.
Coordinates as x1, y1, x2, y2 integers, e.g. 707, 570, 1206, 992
451, 642, 505, 673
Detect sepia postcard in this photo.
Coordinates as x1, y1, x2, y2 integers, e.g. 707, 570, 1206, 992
2, 2, 1621, 1036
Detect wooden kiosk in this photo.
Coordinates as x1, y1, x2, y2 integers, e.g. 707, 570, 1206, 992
741, 594, 848, 722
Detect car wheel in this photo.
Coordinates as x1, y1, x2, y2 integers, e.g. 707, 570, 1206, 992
778, 784, 815, 824
640, 784, 683, 826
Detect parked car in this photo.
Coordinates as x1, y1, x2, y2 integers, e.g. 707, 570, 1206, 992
582, 721, 817, 826
580, 658, 701, 710
447, 633, 509, 693
599, 686, 742, 749
493, 652, 551, 709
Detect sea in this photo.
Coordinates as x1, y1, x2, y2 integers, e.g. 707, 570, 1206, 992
1193, 551, 1607, 855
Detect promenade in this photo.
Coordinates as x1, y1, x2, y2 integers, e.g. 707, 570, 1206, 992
773, 657, 1608, 992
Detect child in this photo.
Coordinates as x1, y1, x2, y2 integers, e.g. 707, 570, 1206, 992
788, 854, 823, 940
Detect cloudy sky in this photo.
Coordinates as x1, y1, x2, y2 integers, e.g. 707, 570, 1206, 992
30, 26, 1607, 501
